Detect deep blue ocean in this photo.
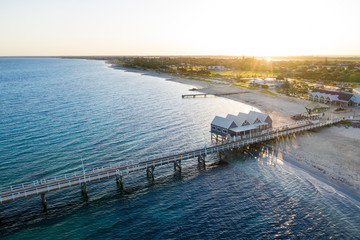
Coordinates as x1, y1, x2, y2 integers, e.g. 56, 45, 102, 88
0, 58, 359, 239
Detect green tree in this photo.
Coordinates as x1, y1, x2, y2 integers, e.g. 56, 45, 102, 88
261, 84, 269, 89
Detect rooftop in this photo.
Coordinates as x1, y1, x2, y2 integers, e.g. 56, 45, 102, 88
312, 89, 353, 101
212, 111, 270, 130
211, 116, 236, 129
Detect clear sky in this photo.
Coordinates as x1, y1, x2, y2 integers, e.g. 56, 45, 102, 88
1, 0, 360, 56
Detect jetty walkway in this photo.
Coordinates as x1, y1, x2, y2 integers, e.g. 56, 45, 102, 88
0, 118, 345, 207
182, 92, 245, 98
182, 93, 212, 98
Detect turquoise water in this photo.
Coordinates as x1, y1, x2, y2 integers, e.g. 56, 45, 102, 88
0, 58, 359, 239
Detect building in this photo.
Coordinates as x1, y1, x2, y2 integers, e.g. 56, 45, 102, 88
250, 78, 283, 88
352, 88, 360, 106
208, 65, 225, 70
210, 111, 272, 141
309, 89, 354, 106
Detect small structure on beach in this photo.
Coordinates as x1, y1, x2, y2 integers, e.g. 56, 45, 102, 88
210, 111, 272, 141
305, 102, 329, 114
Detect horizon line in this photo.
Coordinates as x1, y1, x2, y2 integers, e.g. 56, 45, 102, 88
1, 54, 360, 58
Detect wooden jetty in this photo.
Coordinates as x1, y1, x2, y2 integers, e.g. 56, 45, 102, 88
182, 93, 212, 98
0, 118, 346, 208
182, 92, 246, 98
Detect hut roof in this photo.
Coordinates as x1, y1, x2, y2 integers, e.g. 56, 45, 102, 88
226, 111, 270, 125
211, 116, 237, 129
248, 111, 269, 122
226, 114, 248, 126
236, 112, 252, 125
211, 111, 271, 131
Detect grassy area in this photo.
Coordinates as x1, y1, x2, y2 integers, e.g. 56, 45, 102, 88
339, 120, 352, 125
234, 83, 255, 88
112, 60, 126, 66
232, 84, 251, 89
210, 70, 277, 78
260, 90, 277, 96
233, 83, 278, 96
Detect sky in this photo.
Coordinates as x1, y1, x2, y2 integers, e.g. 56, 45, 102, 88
1, 0, 360, 56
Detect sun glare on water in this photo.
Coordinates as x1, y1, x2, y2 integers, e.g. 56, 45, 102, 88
266, 58, 272, 62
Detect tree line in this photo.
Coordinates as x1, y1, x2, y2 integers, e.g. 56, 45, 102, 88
115, 56, 360, 83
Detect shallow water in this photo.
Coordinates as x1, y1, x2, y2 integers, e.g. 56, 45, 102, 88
0, 58, 359, 239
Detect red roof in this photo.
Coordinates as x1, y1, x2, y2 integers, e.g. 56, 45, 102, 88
312, 89, 353, 101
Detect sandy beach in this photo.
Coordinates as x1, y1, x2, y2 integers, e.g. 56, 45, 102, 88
111, 64, 360, 196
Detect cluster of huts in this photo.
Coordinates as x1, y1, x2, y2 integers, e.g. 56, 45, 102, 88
210, 111, 272, 141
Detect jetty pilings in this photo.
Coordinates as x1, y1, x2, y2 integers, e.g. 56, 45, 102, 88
197, 156, 205, 167
146, 166, 155, 179
81, 183, 88, 198
116, 175, 124, 190
174, 160, 181, 173
41, 193, 47, 209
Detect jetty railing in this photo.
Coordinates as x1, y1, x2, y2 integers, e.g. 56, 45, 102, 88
182, 93, 212, 98
0, 117, 345, 204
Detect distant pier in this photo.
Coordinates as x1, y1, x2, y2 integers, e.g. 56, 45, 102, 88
182, 92, 246, 99
182, 93, 212, 98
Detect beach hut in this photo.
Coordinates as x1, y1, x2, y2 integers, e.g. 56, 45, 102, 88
210, 111, 272, 142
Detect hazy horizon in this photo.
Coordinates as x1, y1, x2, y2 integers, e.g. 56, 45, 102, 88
2, 54, 360, 58
1, 0, 360, 56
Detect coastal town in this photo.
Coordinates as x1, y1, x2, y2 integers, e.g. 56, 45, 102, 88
102, 56, 360, 124
105, 56, 360, 106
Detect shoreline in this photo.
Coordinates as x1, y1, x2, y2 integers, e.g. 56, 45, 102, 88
107, 61, 360, 199
265, 142, 360, 203
107, 62, 321, 126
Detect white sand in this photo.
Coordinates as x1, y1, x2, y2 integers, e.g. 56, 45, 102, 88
165, 76, 313, 126
272, 127, 360, 195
